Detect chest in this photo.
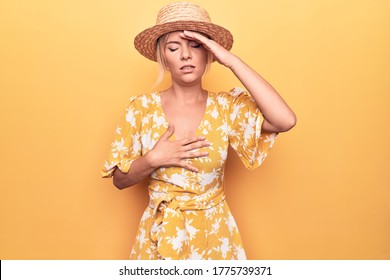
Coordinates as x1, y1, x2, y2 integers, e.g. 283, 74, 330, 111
140, 103, 230, 168
162, 103, 207, 140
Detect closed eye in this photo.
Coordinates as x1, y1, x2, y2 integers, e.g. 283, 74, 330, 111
168, 48, 178, 52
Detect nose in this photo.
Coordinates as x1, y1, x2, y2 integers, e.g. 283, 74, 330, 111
180, 45, 192, 60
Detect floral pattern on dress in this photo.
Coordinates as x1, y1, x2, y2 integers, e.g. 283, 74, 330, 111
102, 87, 277, 260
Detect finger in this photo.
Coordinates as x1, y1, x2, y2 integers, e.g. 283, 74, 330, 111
180, 135, 206, 146
181, 30, 211, 46
182, 150, 209, 159
182, 30, 205, 40
161, 123, 174, 140
180, 162, 199, 173
183, 141, 210, 151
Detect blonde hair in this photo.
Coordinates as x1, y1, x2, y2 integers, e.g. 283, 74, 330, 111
153, 32, 213, 88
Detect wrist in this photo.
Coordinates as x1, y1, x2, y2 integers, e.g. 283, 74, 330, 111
226, 55, 242, 70
144, 150, 160, 170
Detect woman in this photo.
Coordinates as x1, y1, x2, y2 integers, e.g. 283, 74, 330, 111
102, 2, 296, 260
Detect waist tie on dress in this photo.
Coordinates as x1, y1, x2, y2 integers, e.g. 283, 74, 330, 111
148, 182, 225, 260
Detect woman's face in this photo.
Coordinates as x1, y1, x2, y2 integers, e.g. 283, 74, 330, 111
163, 31, 208, 86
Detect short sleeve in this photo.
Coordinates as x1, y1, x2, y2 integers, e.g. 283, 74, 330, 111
227, 87, 278, 170
101, 97, 143, 178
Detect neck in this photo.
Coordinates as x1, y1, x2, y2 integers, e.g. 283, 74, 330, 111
168, 82, 206, 103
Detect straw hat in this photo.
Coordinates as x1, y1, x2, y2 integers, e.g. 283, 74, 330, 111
134, 2, 233, 61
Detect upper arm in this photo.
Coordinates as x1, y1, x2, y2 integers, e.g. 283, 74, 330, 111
261, 116, 296, 133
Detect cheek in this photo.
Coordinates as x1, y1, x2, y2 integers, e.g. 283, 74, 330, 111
198, 48, 208, 59
198, 51, 208, 69
164, 52, 178, 69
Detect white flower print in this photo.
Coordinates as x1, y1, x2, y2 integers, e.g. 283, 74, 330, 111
150, 190, 167, 205
198, 169, 219, 190
185, 219, 199, 241
153, 112, 165, 128
131, 133, 141, 156
169, 172, 187, 188
256, 151, 268, 165
138, 228, 147, 248
230, 102, 244, 124
217, 121, 229, 142
130, 246, 136, 258
151, 92, 159, 102
219, 237, 231, 259
264, 133, 277, 148
141, 132, 152, 150
142, 116, 150, 125
111, 138, 127, 156
176, 194, 191, 202
166, 227, 188, 253
210, 108, 219, 119
141, 130, 157, 151
225, 212, 236, 233
101, 90, 278, 260
210, 218, 222, 235
205, 205, 218, 219
234, 245, 246, 259
141, 94, 150, 108
218, 146, 227, 162
231, 87, 245, 97
103, 160, 114, 172
187, 246, 204, 260
164, 207, 180, 219
241, 116, 257, 142
216, 96, 228, 109
126, 108, 137, 127
140, 210, 152, 222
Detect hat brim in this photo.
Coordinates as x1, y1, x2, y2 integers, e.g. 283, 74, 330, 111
134, 21, 233, 62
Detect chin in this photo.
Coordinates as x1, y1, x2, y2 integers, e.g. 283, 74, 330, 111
175, 76, 202, 85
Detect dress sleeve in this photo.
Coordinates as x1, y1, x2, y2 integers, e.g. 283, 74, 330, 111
101, 96, 143, 178
227, 87, 278, 170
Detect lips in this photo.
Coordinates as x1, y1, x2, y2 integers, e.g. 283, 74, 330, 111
180, 64, 195, 70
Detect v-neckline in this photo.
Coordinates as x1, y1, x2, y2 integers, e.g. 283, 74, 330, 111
158, 91, 209, 140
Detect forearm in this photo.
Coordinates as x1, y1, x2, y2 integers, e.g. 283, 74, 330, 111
111, 124, 211, 189
229, 56, 297, 132
112, 153, 156, 189
179, 31, 296, 132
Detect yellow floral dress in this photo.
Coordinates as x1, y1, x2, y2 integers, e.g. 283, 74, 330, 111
102, 87, 277, 260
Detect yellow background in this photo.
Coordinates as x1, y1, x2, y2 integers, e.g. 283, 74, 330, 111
1, 0, 389, 259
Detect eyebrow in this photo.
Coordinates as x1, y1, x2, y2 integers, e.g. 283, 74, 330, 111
166, 40, 199, 46
166, 41, 181, 45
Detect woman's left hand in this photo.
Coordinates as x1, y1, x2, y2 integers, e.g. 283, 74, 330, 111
180, 30, 237, 68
